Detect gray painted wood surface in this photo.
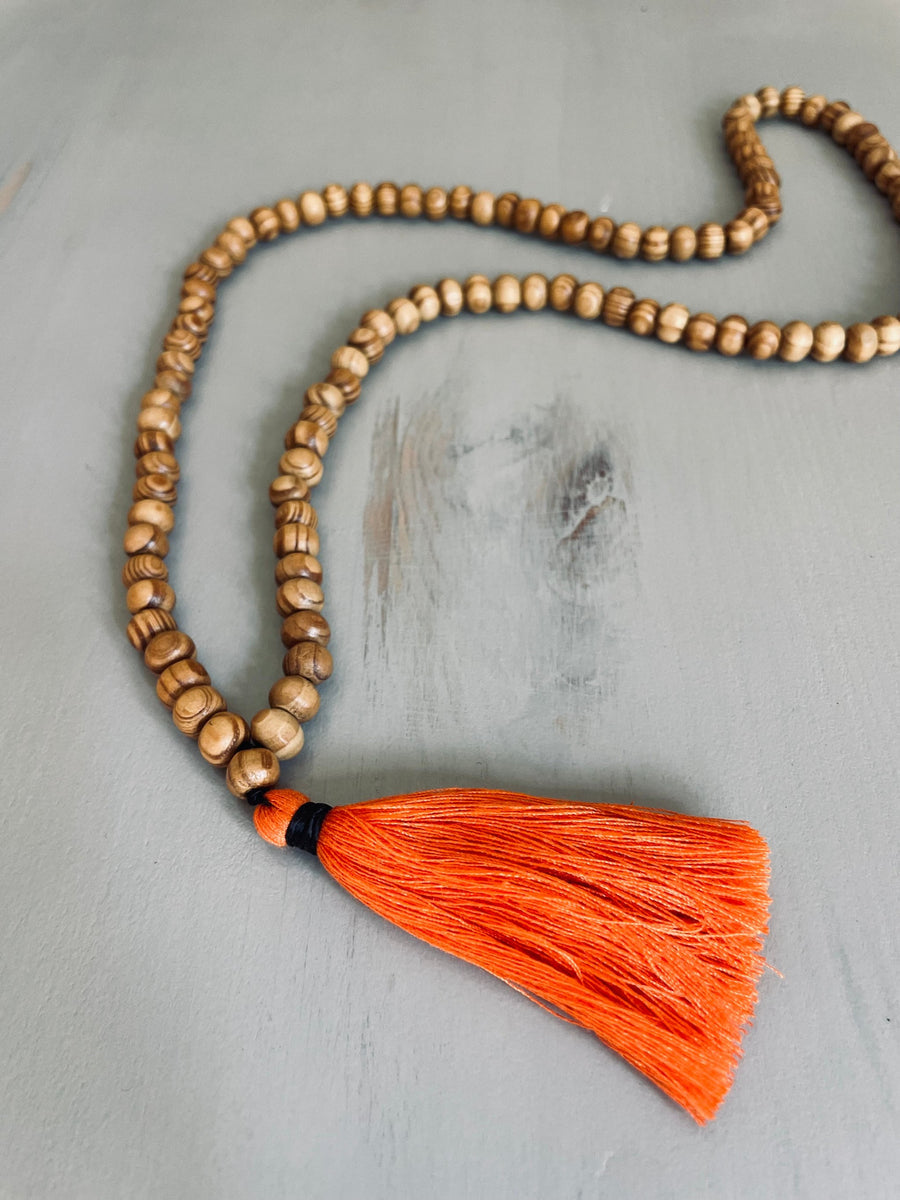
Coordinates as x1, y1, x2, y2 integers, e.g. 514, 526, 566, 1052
1, 2, 899, 1196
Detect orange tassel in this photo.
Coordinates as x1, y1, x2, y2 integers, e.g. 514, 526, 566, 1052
255, 787, 770, 1124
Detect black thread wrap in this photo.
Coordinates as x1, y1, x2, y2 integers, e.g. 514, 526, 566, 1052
285, 801, 333, 855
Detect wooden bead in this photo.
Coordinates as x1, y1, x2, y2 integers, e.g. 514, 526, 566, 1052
274, 523, 320, 558
299, 405, 339, 437
225, 216, 257, 247
305, 381, 347, 415
871, 315, 900, 356
409, 284, 441, 322
846, 122, 879, 154
143, 630, 195, 674
298, 190, 326, 226
715, 314, 748, 357
587, 216, 616, 253
514, 198, 541, 235
282, 641, 334, 684
448, 185, 472, 220
269, 676, 320, 723
387, 297, 420, 334
374, 182, 399, 215
251, 207, 279, 240
133, 474, 177, 504
627, 298, 659, 337
126, 579, 175, 614
281, 609, 331, 648
251, 708, 305, 760
173, 685, 226, 738
725, 219, 754, 255
874, 159, 900, 195
640, 226, 669, 262
326, 367, 362, 404
737, 207, 769, 241
128, 499, 174, 533
123, 522, 169, 557
611, 222, 641, 259
493, 274, 522, 314
163, 327, 201, 359
735, 93, 762, 121
684, 312, 718, 353
226, 747, 280, 798
811, 322, 846, 363
134, 430, 174, 458
437, 278, 464, 316
696, 223, 725, 259
322, 184, 349, 218
198, 711, 250, 767
275, 198, 301, 233
424, 187, 448, 220
495, 193, 519, 227
348, 326, 385, 363
269, 475, 310, 506
601, 286, 635, 328
157, 659, 211, 708
399, 184, 423, 218
200, 245, 233, 278
140, 388, 180, 414
136, 452, 179, 482
279, 447, 323, 486
185, 259, 219, 284
537, 204, 565, 240
800, 94, 828, 127
669, 225, 697, 262
122, 553, 168, 587
125, 608, 177, 651
548, 274, 577, 312
275, 499, 318, 529
360, 310, 396, 346
780, 86, 805, 118
831, 110, 864, 145
844, 323, 879, 363
655, 303, 690, 345
276, 577, 325, 616
331, 345, 369, 378
573, 282, 604, 320
157, 350, 195, 378
349, 182, 374, 217
214, 231, 247, 266
560, 210, 589, 245
521, 274, 548, 311
464, 275, 492, 314
864, 144, 895, 182
820, 100, 851, 134
746, 321, 781, 360
275, 552, 322, 586
285, 420, 329, 456
756, 86, 780, 118
182, 275, 217, 301
779, 321, 814, 363
137, 407, 181, 440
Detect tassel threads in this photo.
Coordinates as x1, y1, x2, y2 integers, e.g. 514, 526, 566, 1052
254, 787, 770, 1124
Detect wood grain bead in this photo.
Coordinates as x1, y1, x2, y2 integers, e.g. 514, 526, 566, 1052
669, 225, 697, 262
349, 181, 374, 217
226, 217, 257, 247
274, 523, 320, 558
156, 659, 210, 708
495, 193, 519, 227
251, 207, 280, 240
322, 184, 349, 218
128, 499, 174, 534
448, 185, 472, 220
874, 159, 900, 195
465, 190, 493, 226
134, 430, 174, 458
696, 223, 726, 259
374, 182, 399, 216
269, 475, 310, 506
560, 210, 589, 245
331, 345, 369, 378
514, 198, 541, 235
800, 94, 828, 126
715, 314, 748, 357
226, 748, 279, 798
409, 284, 441, 322
126, 579, 175, 614
684, 312, 717, 353
133, 474, 177, 504
137, 406, 181, 440
163, 328, 202, 360
182, 276, 217, 301
844, 323, 879, 363
521, 273, 548, 311
755, 86, 779, 118
725, 219, 754, 255
269, 676, 320, 723
493, 274, 522, 314
173, 686, 226, 738
185, 259, 219, 284
399, 184, 423, 218
611, 222, 641, 259
627, 298, 659, 337
548, 274, 577, 312
780, 86, 805, 118
274, 552, 322, 586
200, 245, 233, 278
157, 350, 195, 378
845, 121, 879, 154
571, 282, 603, 321
811, 322, 846, 363
282, 641, 334, 684
778, 321, 814, 363
140, 389, 181, 414
387, 297, 420, 334
601, 286, 635, 328
746, 320, 781, 360
299, 405, 339, 437
143, 629, 195, 674
285, 420, 329, 456
124, 522, 169, 557
655, 303, 690, 345
348, 325, 385, 362
325, 366, 362, 404
464, 275, 492, 314
122, 553, 168, 587
274, 198, 300, 233
125, 608, 177, 651
198, 711, 250, 767
437, 278, 464, 316
737, 206, 769, 241
820, 100, 851, 134
423, 186, 448, 220
587, 216, 616, 253
155, 362, 196, 389
276, 577, 325, 616
214, 231, 248, 262
305, 381, 347, 415
360, 310, 396, 346
281, 610, 331, 648
735, 93, 762, 121
279, 447, 323, 486
640, 226, 669, 262
251, 708, 305, 760
863, 144, 895, 181
298, 190, 326, 226
537, 204, 565, 240
831, 110, 864, 145
871, 315, 900, 356
273, 498, 317, 529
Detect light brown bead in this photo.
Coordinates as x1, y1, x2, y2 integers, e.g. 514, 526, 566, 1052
133, 474, 177, 504
548, 274, 577, 312
298, 190, 327, 226
299, 405, 339, 437
360, 310, 396, 346
467, 191, 493, 226
322, 184, 349, 218
495, 192, 519, 227
800, 94, 828, 127
844, 323, 879, 363
163, 328, 201, 360
423, 186, 448, 220
156, 659, 211, 708
409, 284, 441, 322
281, 610, 331, 648
251, 207, 279, 240
173, 685, 226, 738
656, 303, 690, 345
601, 287, 635, 328
182, 276, 217, 301
349, 182, 374, 217
831, 110, 864, 145
387, 297, 421, 334
123, 523, 169, 558
514, 198, 542, 235
780, 86, 805, 118
537, 203, 565, 240
587, 216, 616, 253
274, 523, 320, 558
573, 282, 604, 320
143, 630, 195, 674
348, 325, 385, 363
269, 475, 310, 507
492, 274, 521, 314
226, 747, 280, 798
684, 312, 718, 353
198, 711, 250, 767
560, 210, 589, 245
137, 407, 181, 440
437, 278, 464, 316
696, 223, 725, 259
184, 259, 219, 284
374, 182, 399, 216
735, 93, 762, 121
811, 322, 846, 363
276, 577, 324, 616
140, 388, 181, 414
269, 676, 320, 723
871, 315, 900, 356
715, 314, 748, 357
521, 274, 548, 311
126, 579, 175, 614
282, 641, 334, 684
448, 185, 472, 220
275, 198, 300, 233
136, 450, 179, 479
820, 100, 851, 134
611, 222, 641, 259
211, 232, 245, 269
134, 430, 175, 458
874, 159, 900, 195
226, 216, 257, 247
154, 372, 193, 399
331, 345, 369, 378
779, 321, 814, 363
122, 553, 168, 587
737, 206, 769, 241
156, 350, 195, 377
128, 499, 175, 533
746, 321, 781, 360
275, 499, 319, 529
251, 707, 305, 760
627, 298, 659, 337
725, 219, 754, 255
756, 86, 780, 118
640, 226, 669, 262
279, 447, 323, 486
305, 381, 347, 415
200, 245, 233, 278
125, 608, 177, 651
398, 184, 423, 218
285, 420, 329, 457
275, 552, 322, 586
669, 225, 697, 262
464, 275, 492, 314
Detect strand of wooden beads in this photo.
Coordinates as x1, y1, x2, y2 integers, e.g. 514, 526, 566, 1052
124, 86, 900, 803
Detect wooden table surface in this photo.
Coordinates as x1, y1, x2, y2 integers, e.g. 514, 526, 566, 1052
2, 2, 898, 1197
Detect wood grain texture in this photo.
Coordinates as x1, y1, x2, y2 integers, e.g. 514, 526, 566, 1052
1, 2, 899, 1198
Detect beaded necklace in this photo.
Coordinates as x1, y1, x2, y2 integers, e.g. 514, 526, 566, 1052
122, 87, 896, 1125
